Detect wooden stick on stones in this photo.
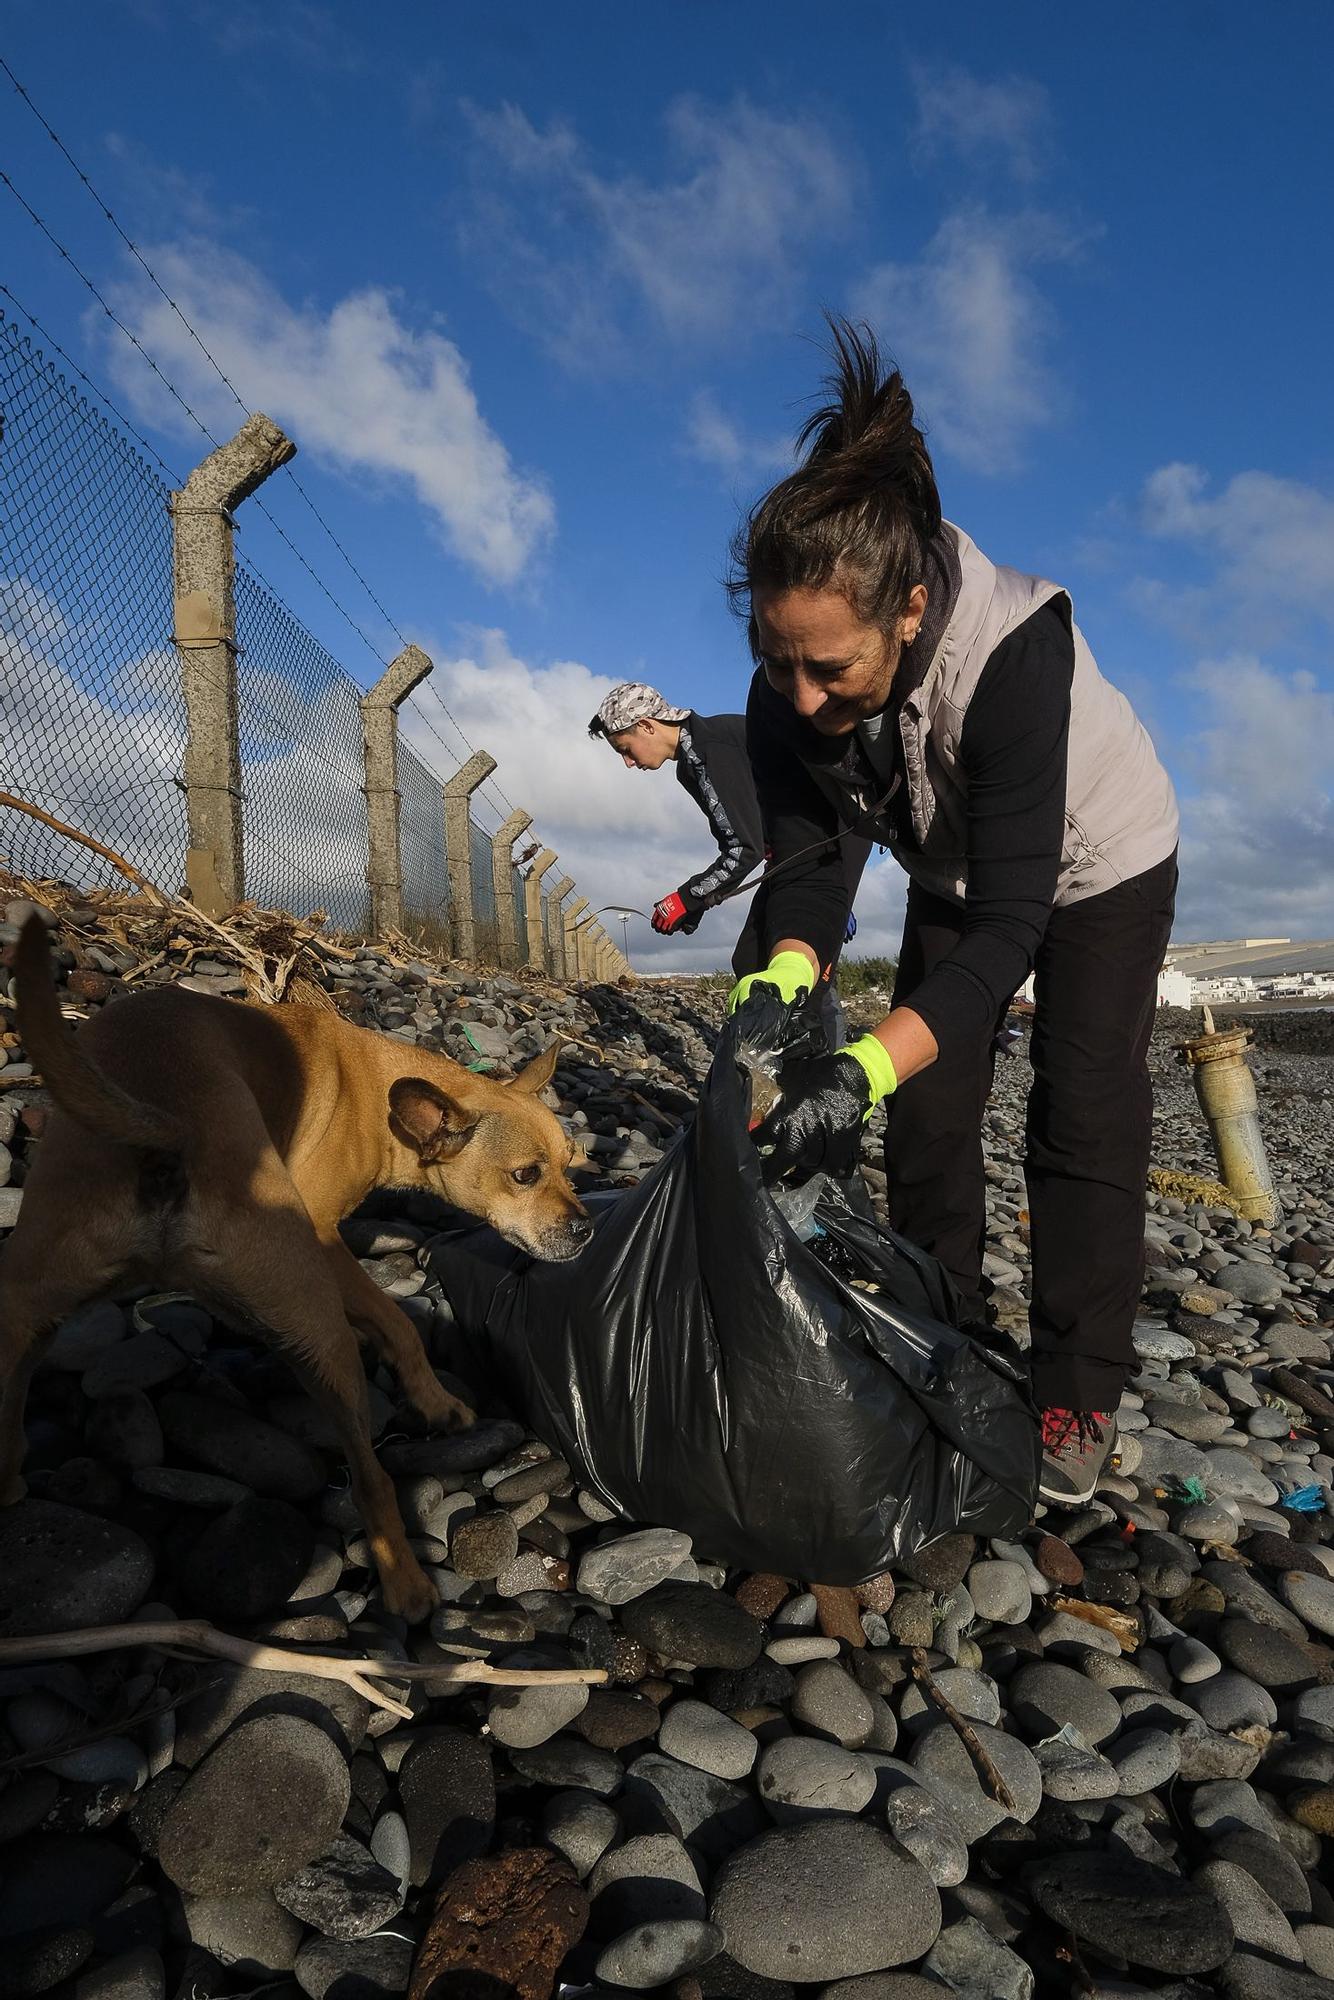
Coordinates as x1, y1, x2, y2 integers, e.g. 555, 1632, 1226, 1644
0, 1621, 606, 1722
909, 1644, 1018, 1814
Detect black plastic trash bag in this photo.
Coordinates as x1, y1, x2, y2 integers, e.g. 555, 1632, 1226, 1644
427, 992, 1040, 1582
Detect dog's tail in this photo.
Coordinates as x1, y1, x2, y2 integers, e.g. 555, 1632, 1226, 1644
14, 914, 183, 1150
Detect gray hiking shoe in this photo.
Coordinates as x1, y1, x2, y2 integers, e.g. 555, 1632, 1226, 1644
1039, 1408, 1118, 1507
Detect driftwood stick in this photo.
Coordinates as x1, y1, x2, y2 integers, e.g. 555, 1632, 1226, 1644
910, 1644, 1017, 1813
0, 792, 169, 905
0, 1622, 605, 1722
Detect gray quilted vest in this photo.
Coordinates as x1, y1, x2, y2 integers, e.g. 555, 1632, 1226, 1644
884, 522, 1179, 906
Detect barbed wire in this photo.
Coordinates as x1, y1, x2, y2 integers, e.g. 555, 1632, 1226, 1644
0, 56, 522, 829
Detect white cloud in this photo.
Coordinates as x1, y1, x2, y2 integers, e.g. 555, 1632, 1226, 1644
1173, 655, 1334, 940
912, 66, 1051, 183
103, 240, 553, 585
855, 207, 1080, 473
1142, 463, 1334, 628
461, 95, 854, 362
683, 391, 793, 484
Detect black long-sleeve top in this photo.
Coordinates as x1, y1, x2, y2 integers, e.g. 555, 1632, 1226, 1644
746, 598, 1075, 1058
673, 711, 765, 913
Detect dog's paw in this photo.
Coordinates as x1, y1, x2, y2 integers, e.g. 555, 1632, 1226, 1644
381, 1558, 439, 1626
440, 1397, 477, 1435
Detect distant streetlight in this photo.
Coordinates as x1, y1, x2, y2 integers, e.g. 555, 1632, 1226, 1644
596, 904, 646, 973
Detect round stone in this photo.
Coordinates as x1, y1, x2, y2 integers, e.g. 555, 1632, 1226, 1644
897, 1535, 974, 1593
709, 1820, 942, 1981
620, 1583, 763, 1669
589, 1832, 704, 1931
506, 1736, 623, 1796
576, 1529, 694, 1605
1217, 1619, 1319, 1690
765, 1635, 841, 1665
966, 1560, 1032, 1627
1170, 1635, 1222, 1683
1195, 1859, 1302, 1964
1190, 1670, 1278, 1733
1034, 1535, 1085, 1587
1112, 1727, 1182, 1795
790, 1660, 875, 1748
659, 1700, 758, 1781
596, 1918, 723, 1988
623, 1754, 765, 1868
542, 1790, 619, 1880
1214, 1260, 1286, 1306
158, 1715, 351, 1895
908, 1721, 1042, 1843
274, 1835, 403, 1941
755, 1737, 877, 1821
1025, 1850, 1234, 1974
449, 1510, 520, 1580
1281, 1571, 1334, 1639
184, 1892, 304, 1976
921, 1917, 1035, 2000
1008, 1661, 1123, 1747
0, 1501, 154, 1637
487, 1652, 591, 1749
293, 1931, 414, 2000
397, 1726, 495, 1886
881, 1781, 969, 1889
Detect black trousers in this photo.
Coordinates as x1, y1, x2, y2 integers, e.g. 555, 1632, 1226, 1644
886, 850, 1178, 1412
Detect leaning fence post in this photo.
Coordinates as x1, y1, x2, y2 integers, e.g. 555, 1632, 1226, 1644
360, 645, 433, 939
523, 849, 558, 973
563, 896, 588, 978
490, 808, 532, 969
546, 875, 574, 979
443, 749, 498, 960
571, 914, 595, 982
171, 413, 296, 916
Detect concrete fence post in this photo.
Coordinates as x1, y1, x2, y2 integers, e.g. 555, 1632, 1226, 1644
563, 897, 588, 978
443, 749, 498, 960
546, 875, 574, 979
359, 644, 433, 938
569, 913, 594, 981
490, 808, 532, 969
171, 413, 296, 916
523, 848, 558, 973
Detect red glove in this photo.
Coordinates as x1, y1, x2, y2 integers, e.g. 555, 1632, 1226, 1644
651, 892, 690, 934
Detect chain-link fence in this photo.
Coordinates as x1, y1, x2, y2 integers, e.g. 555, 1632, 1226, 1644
398, 741, 451, 946
0, 306, 563, 968
234, 563, 369, 930
1, 313, 188, 891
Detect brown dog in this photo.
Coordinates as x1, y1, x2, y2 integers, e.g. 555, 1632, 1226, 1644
0, 916, 591, 1620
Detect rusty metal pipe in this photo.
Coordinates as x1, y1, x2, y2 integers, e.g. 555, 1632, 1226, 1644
1175, 1005, 1280, 1225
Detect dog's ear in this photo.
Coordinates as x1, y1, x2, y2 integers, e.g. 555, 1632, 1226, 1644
508, 1040, 561, 1095
388, 1077, 479, 1162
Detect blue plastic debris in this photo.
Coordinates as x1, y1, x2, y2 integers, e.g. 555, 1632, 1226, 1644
1279, 1484, 1326, 1513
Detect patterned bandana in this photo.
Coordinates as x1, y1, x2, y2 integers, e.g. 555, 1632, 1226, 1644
594, 682, 691, 735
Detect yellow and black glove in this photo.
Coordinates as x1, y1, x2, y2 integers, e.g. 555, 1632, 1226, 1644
727, 950, 815, 1013
755, 1034, 898, 1181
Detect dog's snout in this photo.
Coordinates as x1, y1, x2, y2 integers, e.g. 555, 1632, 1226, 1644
569, 1214, 594, 1245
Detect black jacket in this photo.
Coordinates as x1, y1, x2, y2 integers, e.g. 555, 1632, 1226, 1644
745, 598, 1077, 1058
672, 712, 765, 916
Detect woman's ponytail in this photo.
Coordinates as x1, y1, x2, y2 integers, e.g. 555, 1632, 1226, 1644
727, 316, 941, 636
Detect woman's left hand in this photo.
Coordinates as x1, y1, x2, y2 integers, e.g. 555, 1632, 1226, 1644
754, 1045, 875, 1181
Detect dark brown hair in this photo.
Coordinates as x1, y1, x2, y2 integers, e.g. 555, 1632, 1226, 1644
727, 316, 941, 643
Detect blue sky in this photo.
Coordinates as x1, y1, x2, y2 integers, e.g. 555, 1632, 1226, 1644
4, 2, 1333, 970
